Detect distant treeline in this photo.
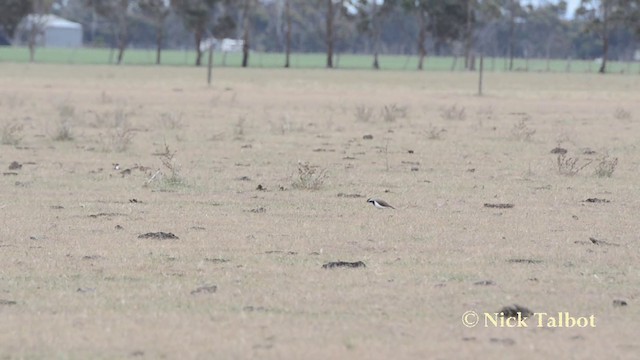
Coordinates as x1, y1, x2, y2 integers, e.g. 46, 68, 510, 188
1, 0, 639, 73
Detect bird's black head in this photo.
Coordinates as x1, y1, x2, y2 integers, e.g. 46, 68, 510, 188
367, 198, 374, 204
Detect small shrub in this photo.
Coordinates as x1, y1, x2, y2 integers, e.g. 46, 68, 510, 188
594, 155, 618, 178
557, 154, 592, 176
440, 104, 466, 121
1, 122, 24, 146
381, 104, 408, 122
292, 162, 328, 190
354, 105, 374, 122
510, 118, 536, 141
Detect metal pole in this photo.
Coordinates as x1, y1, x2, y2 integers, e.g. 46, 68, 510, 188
478, 54, 484, 96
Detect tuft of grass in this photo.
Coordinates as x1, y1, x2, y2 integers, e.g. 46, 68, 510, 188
510, 118, 536, 141
594, 155, 618, 178
354, 105, 374, 122
557, 154, 592, 176
440, 103, 466, 121
1, 122, 24, 146
381, 104, 408, 122
292, 161, 328, 190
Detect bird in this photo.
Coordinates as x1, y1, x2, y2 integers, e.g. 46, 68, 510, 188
367, 198, 395, 209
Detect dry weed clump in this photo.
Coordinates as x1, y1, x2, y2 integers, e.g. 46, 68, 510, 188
510, 118, 536, 141
613, 107, 631, 121
381, 104, 408, 122
100, 126, 135, 153
1, 122, 24, 146
50, 102, 76, 141
354, 105, 374, 122
425, 124, 446, 140
557, 154, 592, 176
146, 143, 188, 189
440, 103, 466, 121
292, 161, 328, 190
96, 108, 136, 152
594, 155, 618, 178
159, 112, 184, 129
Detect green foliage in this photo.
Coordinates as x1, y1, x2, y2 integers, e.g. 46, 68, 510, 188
0, 0, 32, 38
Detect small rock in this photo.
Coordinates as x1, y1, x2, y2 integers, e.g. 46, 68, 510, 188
8, 161, 22, 170
362, 134, 373, 140
0, 299, 17, 306
550, 147, 568, 155
256, 184, 266, 191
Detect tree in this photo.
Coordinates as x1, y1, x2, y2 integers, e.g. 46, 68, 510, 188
284, 0, 292, 67
354, 0, 396, 69
85, 0, 133, 65
401, 0, 430, 70
172, 0, 219, 66
0, 0, 32, 41
239, 0, 259, 67
325, 0, 335, 68
27, 0, 54, 62
576, 0, 627, 73
139, 0, 170, 65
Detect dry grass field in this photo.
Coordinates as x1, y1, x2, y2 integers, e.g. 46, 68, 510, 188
1, 63, 640, 359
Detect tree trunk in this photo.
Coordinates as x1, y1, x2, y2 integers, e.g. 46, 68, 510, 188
28, 24, 37, 63
464, 0, 473, 70
326, 0, 334, 68
599, 1, 609, 74
116, 42, 126, 65
242, 1, 250, 68
508, 0, 516, 71
284, 0, 291, 68
195, 29, 203, 66
155, 23, 164, 65
371, 0, 380, 70
417, 9, 426, 71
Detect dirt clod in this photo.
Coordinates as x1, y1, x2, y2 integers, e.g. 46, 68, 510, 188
138, 232, 179, 240
322, 261, 366, 269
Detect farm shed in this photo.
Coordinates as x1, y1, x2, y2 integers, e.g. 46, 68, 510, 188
18, 14, 83, 48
